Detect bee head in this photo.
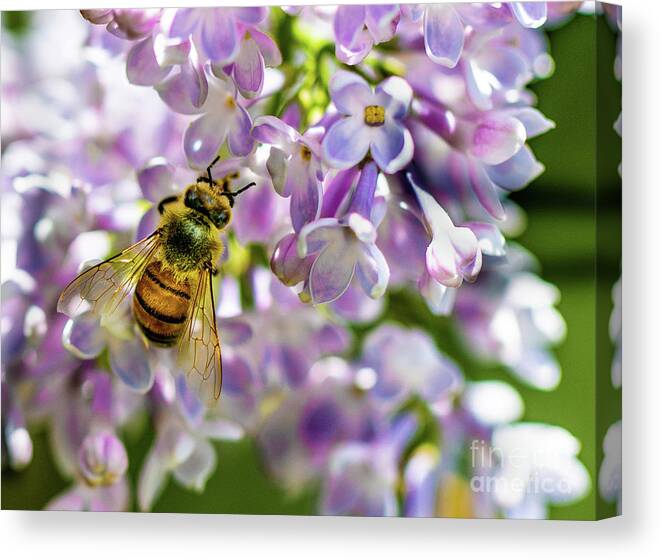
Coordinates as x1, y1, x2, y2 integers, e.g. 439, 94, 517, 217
184, 183, 231, 229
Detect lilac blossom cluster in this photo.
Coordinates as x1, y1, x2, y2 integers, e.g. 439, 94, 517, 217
2, 5, 590, 517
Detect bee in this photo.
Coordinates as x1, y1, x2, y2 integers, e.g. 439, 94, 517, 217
58, 156, 255, 402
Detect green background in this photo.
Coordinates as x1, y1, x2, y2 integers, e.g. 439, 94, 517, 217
1, 13, 621, 519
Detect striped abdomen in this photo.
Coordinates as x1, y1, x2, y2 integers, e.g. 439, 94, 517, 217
133, 262, 191, 347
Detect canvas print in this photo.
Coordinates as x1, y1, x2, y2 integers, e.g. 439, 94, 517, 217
1, 2, 621, 519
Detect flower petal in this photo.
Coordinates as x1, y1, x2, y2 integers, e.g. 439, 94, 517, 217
486, 145, 544, 191
228, 104, 255, 156
62, 312, 105, 360
136, 208, 160, 242
510, 2, 548, 28
375, 77, 412, 120
271, 233, 313, 286
469, 115, 527, 166
266, 147, 289, 196
356, 243, 390, 299
334, 5, 365, 44
233, 36, 265, 97
137, 158, 175, 202
184, 113, 229, 169
198, 10, 238, 63
250, 28, 282, 67
155, 63, 208, 115
322, 116, 371, 169
509, 108, 556, 139
173, 439, 216, 491
252, 115, 298, 148
468, 161, 506, 220
329, 70, 373, 115
108, 336, 154, 393
126, 36, 171, 86
424, 4, 465, 68
365, 4, 400, 43
290, 168, 322, 232
370, 120, 413, 173
309, 242, 357, 304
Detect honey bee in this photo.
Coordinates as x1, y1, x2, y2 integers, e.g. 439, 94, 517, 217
58, 156, 255, 402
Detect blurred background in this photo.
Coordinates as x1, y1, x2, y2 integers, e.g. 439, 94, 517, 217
1, 9, 621, 519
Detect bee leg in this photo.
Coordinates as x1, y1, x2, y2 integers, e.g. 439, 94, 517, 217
158, 196, 179, 215
204, 262, 219, 277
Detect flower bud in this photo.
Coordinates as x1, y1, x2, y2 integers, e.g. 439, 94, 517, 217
78, 431, 128, 486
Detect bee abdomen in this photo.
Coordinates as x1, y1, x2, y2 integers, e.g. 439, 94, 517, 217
134, 262, 191, 347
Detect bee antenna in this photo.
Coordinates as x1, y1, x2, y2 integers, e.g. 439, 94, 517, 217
206, 155, 221, 184
220, 182, 256, 208
231, 182, 257, 197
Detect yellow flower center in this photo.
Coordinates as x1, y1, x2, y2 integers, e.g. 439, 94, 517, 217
300, 145, 312, 161
364, 105, 386, 127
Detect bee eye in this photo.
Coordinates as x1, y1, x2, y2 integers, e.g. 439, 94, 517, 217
211, 209, 229, 228
184, 189, 203, 211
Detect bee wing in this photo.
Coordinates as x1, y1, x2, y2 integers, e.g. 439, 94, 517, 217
58, 231, 162, 319
178, 267, 222, 404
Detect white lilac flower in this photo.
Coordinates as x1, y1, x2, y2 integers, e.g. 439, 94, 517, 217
599, 421, 622, 513
610, 277, 622, 388
361, 323, 462, 408
488, 423, 590, 519
456, 249, 566, 390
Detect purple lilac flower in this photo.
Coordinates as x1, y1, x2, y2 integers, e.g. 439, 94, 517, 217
182, 69, 254, 169
406, 3, 548, 69
333, 4, 400, 65
297, 162, 390, 304
361, 323, 462, 408
322, 71, 413, 174
168, 7, 268, 65
321, 415, 417, 516
252, 116, 324, 232
81, 9, 162, 40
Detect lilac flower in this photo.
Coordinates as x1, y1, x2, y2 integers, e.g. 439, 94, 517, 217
257, 364, 383, 492
321, 415, 416, 516
322, 71, 413, 173
599, 421, 622, 513
410, 98, 553, 219
297, 162, 390, 303
138, 390, 243, 510
610, 278, 622, 388
78, 431, 129, 486
455, 250, 566, 390
222, 27, 282, 98
81, 9, 162, 40
333, 5, 400, 65
488, 423, 590, 518
408, 3, 548, 69
253, 116, 324, 232
361, 324, 462, 408
412, 180, 482, 288
61, 303, 154, 394
169, 7, 268, 65
183, 69, 254, 169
